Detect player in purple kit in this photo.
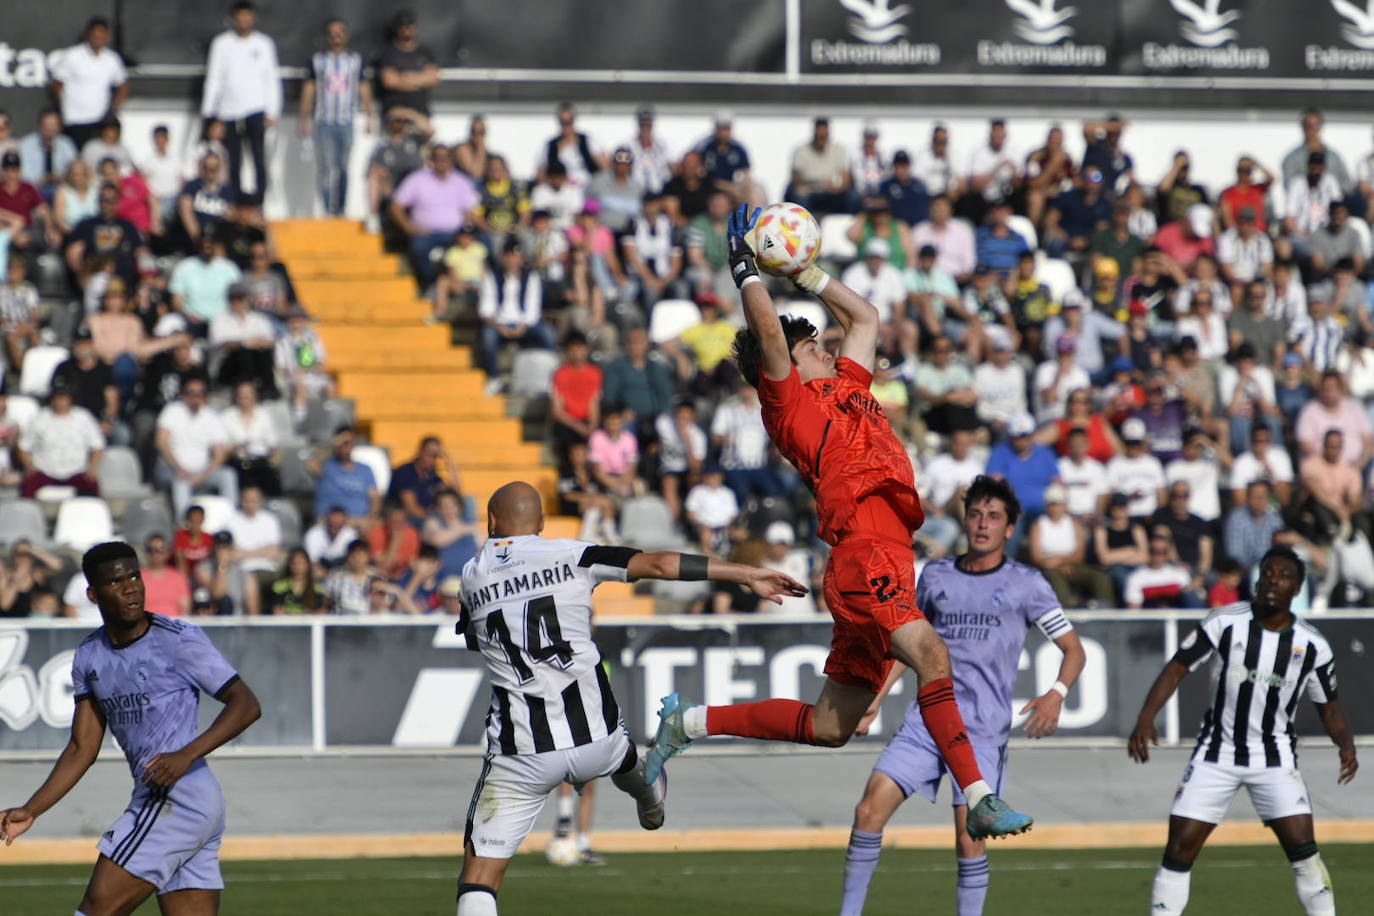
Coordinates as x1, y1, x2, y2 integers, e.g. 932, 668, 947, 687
1, 541, 261, 915
839, 477, 1085, 916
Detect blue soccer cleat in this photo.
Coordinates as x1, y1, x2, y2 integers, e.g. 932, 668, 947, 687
643, 693, 697, 786
966, 795, 1034, 840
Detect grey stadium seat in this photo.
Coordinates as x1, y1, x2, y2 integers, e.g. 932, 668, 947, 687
303, 399, 355, 445
268, 498, 303, 549
510, 349, 561, 398
263, 400, 305, 447
280, 446, 318, 496
120, 498, 174, 548
0, 499, 48, 547
98, 446, 151, 500
619, 496, 686, 552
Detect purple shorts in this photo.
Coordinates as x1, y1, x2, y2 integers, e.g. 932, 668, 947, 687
98, 765, 225, 892
873, 715, 1008, 807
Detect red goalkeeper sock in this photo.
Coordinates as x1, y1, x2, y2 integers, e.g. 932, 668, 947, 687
706, 699, 815, 744
917, 678, 983, 790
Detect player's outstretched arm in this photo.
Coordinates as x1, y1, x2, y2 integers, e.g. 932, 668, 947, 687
1127, 659, 1189, 764
729, 205, 793, 383
627, 551, 807, 605
1316, 700, 1358, 785
1, 697, 106, 845
1020, 629, 1086, 739
143, 679, 262, 789
796, 272, 879, 373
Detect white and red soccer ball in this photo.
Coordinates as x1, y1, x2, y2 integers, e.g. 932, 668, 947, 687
748, 202, 822, 277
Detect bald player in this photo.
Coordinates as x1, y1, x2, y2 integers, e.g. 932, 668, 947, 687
453, 482, 806, 916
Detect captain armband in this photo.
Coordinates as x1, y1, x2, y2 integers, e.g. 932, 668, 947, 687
1035, 607, 1073, 641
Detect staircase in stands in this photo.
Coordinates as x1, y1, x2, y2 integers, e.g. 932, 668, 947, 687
272, 219, 652, 616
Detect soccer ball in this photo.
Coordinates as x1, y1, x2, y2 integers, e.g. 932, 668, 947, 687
544, 835, 580, 867
748, 202, 822, 277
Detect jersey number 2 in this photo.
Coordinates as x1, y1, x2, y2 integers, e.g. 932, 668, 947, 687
486, 596, 575, 685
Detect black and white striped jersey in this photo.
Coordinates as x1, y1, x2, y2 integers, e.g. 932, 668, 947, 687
1174, 603, 1338, 769
460, 536, 639, 756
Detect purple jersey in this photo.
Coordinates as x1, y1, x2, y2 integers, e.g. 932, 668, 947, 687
72, 615, 238, 779
912, 558, 1061, 742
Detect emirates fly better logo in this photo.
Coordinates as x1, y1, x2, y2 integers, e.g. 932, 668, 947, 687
1142, 0, 1269, 69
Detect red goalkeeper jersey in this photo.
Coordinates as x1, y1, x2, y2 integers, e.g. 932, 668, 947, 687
756, 357, 924, 545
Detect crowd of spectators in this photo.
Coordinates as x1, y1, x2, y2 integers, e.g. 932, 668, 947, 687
6, 2, 1374, 615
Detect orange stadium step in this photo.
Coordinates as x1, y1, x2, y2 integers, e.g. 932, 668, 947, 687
349, 397, 508, 421
336, 371, 487, 400
367, 419, 526, 450
288, 258, 402, 282
297, 278, 418, 309
276, 233, 385, 260
593, 582, 655, 617
318, 324, 453, 352
305, 301, 432, 324
273, 218, 367, 237
327, 350, 473, 371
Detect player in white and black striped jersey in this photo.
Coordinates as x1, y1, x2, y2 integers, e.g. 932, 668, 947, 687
1129, 546, 1358, 916
453, 482, 806, 916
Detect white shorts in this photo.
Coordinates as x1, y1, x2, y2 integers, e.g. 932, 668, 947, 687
1170, 759, 1313, 825
464, 729, 636, 860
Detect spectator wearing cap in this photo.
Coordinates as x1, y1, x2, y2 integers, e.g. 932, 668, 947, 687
601, 326, 675, 435
975, 198, 1029, 276
1282, 109, 1352, 192
1040, 290, 1124, 379
300, 17, 371, 217
431, 224, 488, 323
1057, 426, 1109, 522
1292, 291, 1344, 372
365, 111, 430, 234
786, 117, 855, 216
18, 380, 104, 498
1219, 155, 1273, 232
477, 239, 556, 387
389, 436, 463, 525
176, 151, 232, 247
1124, 529, 1200, 609
877, 150, 930, 227
1156, 150, 1210, 225
16, 110, 77, 204
1044, 167, 1112, 260
1023, 125, 1076, 226
155, 374, 238, 518
656, 401, 707, 523
323, 538, 375, 615
1089, 203, 1146, 294
391, 144, 479, 290
685, 190, 732, 300
911, 195, 975, 284
313, 426, 380, 527
912, 124, 961, 200
1217, 343, 1281, 451
841, 238, 908, 324
1032, 333, 1090, 422
208, 282, 277, 395
625, 106, 672, 195
64, 180, 147, 291
920, 428, 985, 554
1031, 483, 1114, 609
913, 335, 978, 435
685, 463, 739, 556
695, 111, 754, 202
201, 2, 280, 195
586, 146, 644, 234
550, 331, 602, 462
905, 244, 961, 343
1308, 200, 1366, 279
474, 154, 530, 247
1106, 417, 1166, 520
762, 522, 819, 615
50, 18, 127, 150
973, 329, 1027, 436
304, 506, 359, 573
848, 196, 913, 271
169, 232, 241, 330
1081, 114, 1135, 194
1284, 150, 1344, 247
986, 411, 1060, 554
1217, 207, 1274, 297
529, 160, 584, 233
1223, 480, 1285, 575
1296, 370, 1374, 465
376, 10, 439, 121
1165, 428, 1226, 524
140, 534, 191, 618
623, 191, 685, 312
544, 103, 605, 188
225, 485, 281, 615
369, 502, 421, 580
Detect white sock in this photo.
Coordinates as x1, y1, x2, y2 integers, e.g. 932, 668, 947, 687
1151, 865, 1191, 915
456, 885, 498, 916
962, 779, 991, 809
683, 705, 708, 739
557, 794, 575, 820
1292, 853, 1335, 915
577, 832, 591, 852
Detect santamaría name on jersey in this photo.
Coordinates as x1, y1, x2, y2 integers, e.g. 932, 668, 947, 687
467, 562, 577, 608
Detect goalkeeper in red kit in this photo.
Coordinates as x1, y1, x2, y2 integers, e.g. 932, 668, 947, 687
644, 206, 1033, 840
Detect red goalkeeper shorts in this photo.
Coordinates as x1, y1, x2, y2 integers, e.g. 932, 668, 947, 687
822, 536, 924, 694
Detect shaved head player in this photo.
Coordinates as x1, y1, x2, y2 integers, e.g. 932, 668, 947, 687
455, 482, 807, 915
643, 207, 1033, 840
2, 541, 261, 915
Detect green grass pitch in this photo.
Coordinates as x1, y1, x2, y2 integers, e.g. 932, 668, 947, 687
2, 845, 1370, 914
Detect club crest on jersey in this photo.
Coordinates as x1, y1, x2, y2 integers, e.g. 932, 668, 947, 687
493, 540, 515, 563
1290, 645, 1306, 665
